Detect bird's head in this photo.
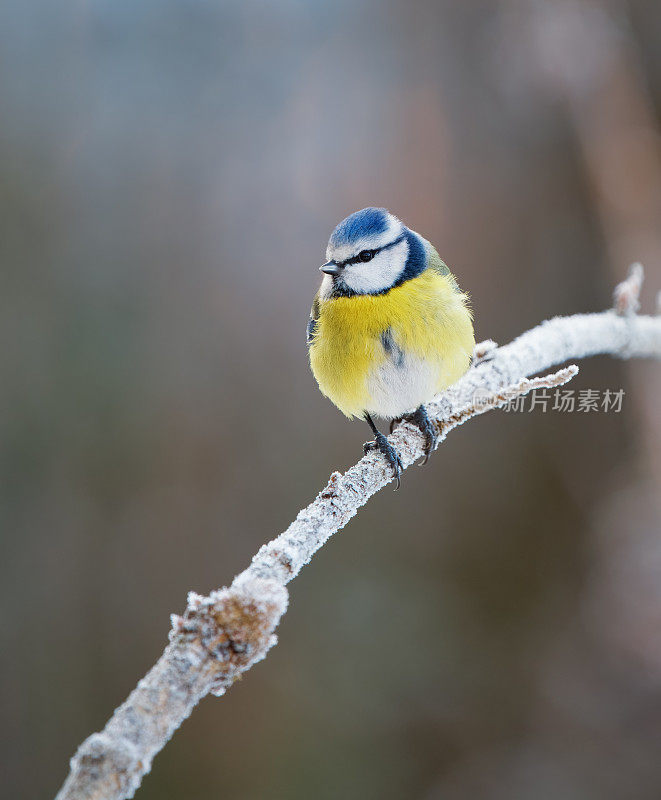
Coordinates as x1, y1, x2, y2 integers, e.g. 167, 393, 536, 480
319, 207, 427, 297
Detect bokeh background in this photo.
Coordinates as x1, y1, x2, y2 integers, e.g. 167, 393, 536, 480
2, 1, 661, 798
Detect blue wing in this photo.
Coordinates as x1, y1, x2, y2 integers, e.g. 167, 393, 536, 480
306, 294, 320, 346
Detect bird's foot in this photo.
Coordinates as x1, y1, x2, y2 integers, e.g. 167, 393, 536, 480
406, 405, 438, 465
363, 432, 403, 489
389, 416, 404, 434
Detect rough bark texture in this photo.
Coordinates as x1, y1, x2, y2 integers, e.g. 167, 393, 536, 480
56, 267, 661, 800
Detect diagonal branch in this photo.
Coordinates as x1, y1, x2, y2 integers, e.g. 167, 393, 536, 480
56, 265, 661, 800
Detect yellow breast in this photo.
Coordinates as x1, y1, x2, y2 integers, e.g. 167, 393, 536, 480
309, 268, 474, 418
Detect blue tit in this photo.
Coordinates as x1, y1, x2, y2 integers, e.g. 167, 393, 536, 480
307, 207, 475, 488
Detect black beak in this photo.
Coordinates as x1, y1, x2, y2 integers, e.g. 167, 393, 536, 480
320, 261, 343, 276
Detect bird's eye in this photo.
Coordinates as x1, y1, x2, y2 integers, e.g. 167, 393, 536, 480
358, 250, 374, 263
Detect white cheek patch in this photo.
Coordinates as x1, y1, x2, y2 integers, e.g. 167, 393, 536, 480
342, 238, 409, 295
327, 214, 403, 264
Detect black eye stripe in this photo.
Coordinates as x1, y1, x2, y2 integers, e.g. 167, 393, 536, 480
338, 233, 406, 267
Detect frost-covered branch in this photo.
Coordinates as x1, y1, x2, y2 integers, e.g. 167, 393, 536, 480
614, 262, 644, 316
56, 266, 661, 800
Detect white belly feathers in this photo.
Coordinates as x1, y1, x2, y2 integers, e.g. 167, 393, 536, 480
365, 342, 441, 418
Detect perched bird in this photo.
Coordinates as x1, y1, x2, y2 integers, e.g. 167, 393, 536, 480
307, 207, 475, 488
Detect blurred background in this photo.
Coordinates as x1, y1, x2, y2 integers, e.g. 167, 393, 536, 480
2, 0, 661, 798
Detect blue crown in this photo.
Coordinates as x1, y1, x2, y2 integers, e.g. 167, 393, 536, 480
328, 207, 390, 249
